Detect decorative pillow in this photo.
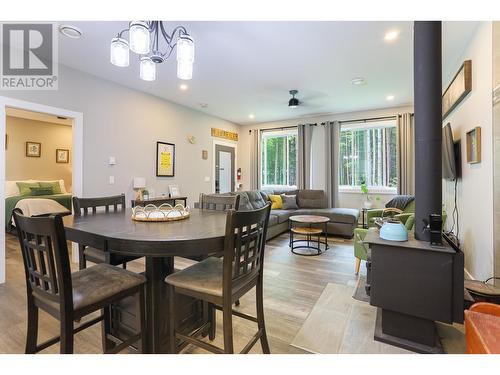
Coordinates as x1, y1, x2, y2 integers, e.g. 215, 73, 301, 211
16, 182, 40, 196
39, 181, 62, 194
30, 187, 54, 196
268, 194, 283, 209
281, 194, 298, 210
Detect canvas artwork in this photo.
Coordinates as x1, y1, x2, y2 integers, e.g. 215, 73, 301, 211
26, 142, 41, 157
156, 141, 175, 177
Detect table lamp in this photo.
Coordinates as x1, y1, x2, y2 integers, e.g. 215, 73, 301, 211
133, 177, 146, 200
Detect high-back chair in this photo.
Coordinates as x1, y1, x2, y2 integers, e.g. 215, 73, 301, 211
13, 209, 146, 354
72, 194, 140, 270
197, 193, 240, 211
166, 203, 272, 354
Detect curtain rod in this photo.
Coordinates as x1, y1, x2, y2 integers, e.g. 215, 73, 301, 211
251, 113, 414, 133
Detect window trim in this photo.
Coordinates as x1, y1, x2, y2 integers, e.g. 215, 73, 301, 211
339, 185, 397, 195
260, 128, 298, 189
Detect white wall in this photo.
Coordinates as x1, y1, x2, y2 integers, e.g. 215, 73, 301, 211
239, 105, 413, 209
0, 65, 240, 206
442, 22, 493, 280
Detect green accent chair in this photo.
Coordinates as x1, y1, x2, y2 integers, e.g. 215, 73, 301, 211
353, 211, 447, 275
366, 200, 415, 228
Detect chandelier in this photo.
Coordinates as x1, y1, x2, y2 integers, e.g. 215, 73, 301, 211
110, 21, 194, 82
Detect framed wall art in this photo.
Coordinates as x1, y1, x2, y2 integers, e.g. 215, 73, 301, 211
26, 142, 41, 157
156, 141, 175, 177
466, 126, 481, 164
56, 149, 70, 163
442, 60, 472, 120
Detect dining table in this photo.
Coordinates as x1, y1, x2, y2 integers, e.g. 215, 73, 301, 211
62, 207, 228, 354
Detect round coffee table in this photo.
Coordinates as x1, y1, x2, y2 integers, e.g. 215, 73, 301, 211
289, 215, 330, 256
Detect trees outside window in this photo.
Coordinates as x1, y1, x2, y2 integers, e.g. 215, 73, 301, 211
261, 129, 297, 188
339, 120, 398, 192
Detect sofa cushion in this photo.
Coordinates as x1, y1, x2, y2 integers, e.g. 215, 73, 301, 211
234, 192, 253, 211
294, 207, 359, 224
260, 190, 274, 202
281, 194, 298, 210
269, 194, 283, 209
273, 188, 298, 196
297, 190, 327, 209
270, 209, 294, 224
246, 190, 267, 209
268, 214, 279, 226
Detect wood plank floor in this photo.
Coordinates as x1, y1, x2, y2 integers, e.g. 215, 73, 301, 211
0, 232, 464, 354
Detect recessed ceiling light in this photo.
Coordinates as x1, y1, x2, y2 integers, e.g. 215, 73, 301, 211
179, 84, 188, 91
199, 103, 208, 108
386, 95, 395, 101
384, 30, 399, 42
248, 114, 255, 119
351, 77, 366, 85
59, 24, 83, 39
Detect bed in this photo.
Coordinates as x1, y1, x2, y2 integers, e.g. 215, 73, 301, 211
5, 180, 72, 231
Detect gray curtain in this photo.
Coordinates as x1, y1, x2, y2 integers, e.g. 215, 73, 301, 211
324, 121, 340, 207
250, 128, 261, 190
297, 124, 313, 189
397, 113, 415, 195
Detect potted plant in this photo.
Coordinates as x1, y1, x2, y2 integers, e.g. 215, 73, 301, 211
142, 189, 150, 201
360, 181, 373, 209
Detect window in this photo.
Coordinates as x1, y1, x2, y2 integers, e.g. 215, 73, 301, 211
339, 120, 398, 192
261, 129, 297, 188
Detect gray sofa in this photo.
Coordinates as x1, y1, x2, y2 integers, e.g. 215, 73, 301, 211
231, 189, 359, 240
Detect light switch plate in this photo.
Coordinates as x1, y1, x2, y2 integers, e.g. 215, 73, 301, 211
109, 176, 115, 184
109, 156, 116, 165
204, 176, 210, 182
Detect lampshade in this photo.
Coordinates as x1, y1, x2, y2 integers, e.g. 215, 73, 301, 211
176, 35, 194, 63
110, 37, 129, 67
129, 21, 150, 55
140, 56, 156, 81
177, 60, 193, 80
133, 177, 146, 189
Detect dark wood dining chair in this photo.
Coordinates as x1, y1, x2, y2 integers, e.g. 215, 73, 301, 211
166, 203, 272, 354
197, 193, 240, 211
72, 194, 140, 270
12, 209, 146, 354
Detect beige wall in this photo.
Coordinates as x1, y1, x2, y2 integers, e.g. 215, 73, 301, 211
6, 116, 72, 191
493, 21, 500, 283
442, 22, 493, 280
239, 105, 413, 210
0, 65, 240, 205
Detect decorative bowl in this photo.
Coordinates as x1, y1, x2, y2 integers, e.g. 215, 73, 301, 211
131, 203, 190, 222
380, 219, 408, 241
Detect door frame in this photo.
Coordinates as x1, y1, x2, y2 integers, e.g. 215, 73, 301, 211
0, 96, 84, 284
212, 139, 237, 194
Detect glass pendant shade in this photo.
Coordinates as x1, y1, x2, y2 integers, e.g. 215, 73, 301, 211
177, 60, 192, 80
110, 37, 129, 67
129, 21, 150, 54
177, 36, 194, 62
140, 57, 156, 81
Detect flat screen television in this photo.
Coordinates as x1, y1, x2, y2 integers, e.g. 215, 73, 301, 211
442, 123, 460, 180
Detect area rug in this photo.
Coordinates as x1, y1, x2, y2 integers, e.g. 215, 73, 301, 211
290, 283, 354, 353
352, 275, 370, 303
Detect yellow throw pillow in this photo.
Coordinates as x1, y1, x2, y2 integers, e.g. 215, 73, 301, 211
268, 194, 283, 209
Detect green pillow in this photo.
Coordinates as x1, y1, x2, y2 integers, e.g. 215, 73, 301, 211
16, 182, 40, 196
30, 187, 54, 196
39, 181, 62, 194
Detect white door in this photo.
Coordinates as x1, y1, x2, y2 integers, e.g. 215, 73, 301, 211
218, 151, 232, 193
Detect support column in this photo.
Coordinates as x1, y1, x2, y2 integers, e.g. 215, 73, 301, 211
413, 21, 443, 241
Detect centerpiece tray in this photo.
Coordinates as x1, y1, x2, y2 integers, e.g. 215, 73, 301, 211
131, 203, 190, 222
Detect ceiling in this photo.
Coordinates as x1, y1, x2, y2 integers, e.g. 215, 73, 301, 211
6, 107, 73, 126
57, 21, 480, 125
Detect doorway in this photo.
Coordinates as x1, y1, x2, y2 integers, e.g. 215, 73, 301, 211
214, 144, 235, 194
0, 96, 83, 284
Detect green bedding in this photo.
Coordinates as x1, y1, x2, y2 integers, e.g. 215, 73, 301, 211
5, 194, 72, 229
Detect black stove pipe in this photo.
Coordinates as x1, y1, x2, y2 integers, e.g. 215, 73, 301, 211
413, 21, 442, 242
